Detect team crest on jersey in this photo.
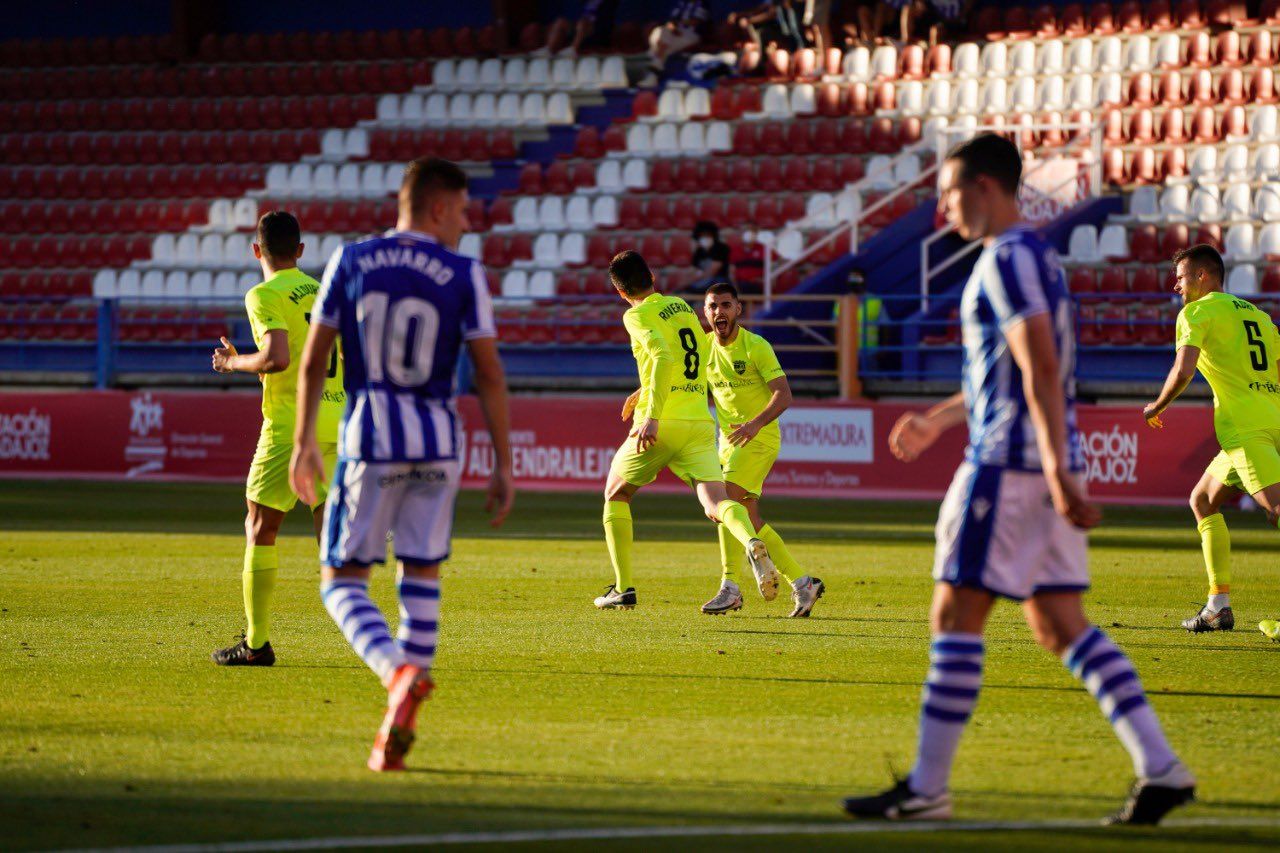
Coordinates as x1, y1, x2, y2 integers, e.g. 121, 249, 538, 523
733, 360, 747, 375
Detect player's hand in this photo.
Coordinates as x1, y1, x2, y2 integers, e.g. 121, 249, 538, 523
288, 441, 325, 507
635, 418, 659, 452
212, 337, 238, 374
621, 390, 641, 422
727, 419, 760, 447
1048, 468, 1102, 531
485, 467, 514, 528
888, 412, 940, 462
1142, 402, 1164, 429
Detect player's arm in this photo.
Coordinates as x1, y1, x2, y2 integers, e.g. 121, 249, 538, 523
1006, 314, 1099, 530
1143, 346, 1201, 428
212, 330, 290, 375
621, 388, 641, 421
728, 342, 792, 445
467, 336, 514, 527
888, 392, 966, 462
624, 312, 675, 452
288, 323, 338, 506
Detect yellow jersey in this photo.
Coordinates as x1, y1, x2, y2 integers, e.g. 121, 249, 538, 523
622, 292, 711, 422
706, 327, 786, 445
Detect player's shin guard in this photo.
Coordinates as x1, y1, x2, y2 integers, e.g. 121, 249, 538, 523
1197, 513, 1231, 596
716, 500, 758, 546
603, 501, 634, 590
242, 545, 277, 650
1063, 626, 1178, 778
758, 524, 801, 587
397, 577, 440, 670
321, 577, 405, 684
718, 523, 744, 582
908, 633, 984, 798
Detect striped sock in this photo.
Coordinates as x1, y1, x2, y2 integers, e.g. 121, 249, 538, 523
397, 577, 440, 670
321, 578, 404, 683
908, 632, 984, 798
1063, 626, 1178, 778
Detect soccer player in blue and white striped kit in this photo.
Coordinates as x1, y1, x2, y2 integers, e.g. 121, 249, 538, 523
291, 157, 513, 772
842, 135, 1195, 825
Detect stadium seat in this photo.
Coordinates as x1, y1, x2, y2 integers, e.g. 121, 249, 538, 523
1068, 225, 1100, 262
1225, 225, 1259, 262
1228, 264, 1259, 295
1100, 224, 1132, 261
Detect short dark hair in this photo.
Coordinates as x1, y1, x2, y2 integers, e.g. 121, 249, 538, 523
693, 220, 720, 240
256, 210, 301, 260
1172, 243, 1225, 284
401, 157, 468, 216
608, 250, 654, 297
704, 281, 739, 301
946, 133, 1022, 196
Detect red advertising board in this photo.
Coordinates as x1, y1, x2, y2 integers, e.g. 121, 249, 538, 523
0, 390, 1217, 505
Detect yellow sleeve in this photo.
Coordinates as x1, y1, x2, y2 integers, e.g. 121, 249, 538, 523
1174, 305, 1205, 350
624, 307, 674, 421
751, 334, 786, 382
245, 286, 287, 346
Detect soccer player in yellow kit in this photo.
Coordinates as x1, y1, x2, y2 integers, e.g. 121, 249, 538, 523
209, 211, 345, 665
698, 282, 824, 617
596, 250, 775, 610
1143, 244, 1280, 633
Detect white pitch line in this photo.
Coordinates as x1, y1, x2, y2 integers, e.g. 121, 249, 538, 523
54, 816, 1280, 853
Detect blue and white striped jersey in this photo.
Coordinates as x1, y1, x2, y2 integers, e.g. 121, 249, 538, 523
315, 230, 495, 463
959, 224, 1084, 473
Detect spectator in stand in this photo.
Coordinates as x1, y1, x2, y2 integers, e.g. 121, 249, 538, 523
532, 0, 621, 59
638, 0, 713, 87
686, 221, 733, 294
730, 0, 807, 75
803, 0, 833, 56
882, 0, 969, 46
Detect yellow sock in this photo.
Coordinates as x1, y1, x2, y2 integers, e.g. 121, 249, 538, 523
716, 500, 758, 547
1197, 513, 1231, 595
603, 501, 634, 590
243, 544, 278, 650
758, 524, 801, 587
718, 523, 744, 583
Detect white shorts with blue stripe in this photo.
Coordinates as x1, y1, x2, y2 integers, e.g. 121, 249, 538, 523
933, 461, 1089, 601
322, 457, 462, 569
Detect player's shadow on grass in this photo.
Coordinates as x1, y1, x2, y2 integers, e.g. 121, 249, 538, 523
446, 666, 1280, 702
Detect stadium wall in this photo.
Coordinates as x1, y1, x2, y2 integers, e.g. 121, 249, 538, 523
0, 391, 1217, 506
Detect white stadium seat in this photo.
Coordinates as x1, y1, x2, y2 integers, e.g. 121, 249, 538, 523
806, 193, 837, 228
502, 57, 527, 89
776, 229, 804, 260
1068, 37, 1094, 73
432, 59, 457, 90
1124, 35, 1152, 71
622, 158, 649, 190
980, 79, 1008, 114
761, 84, 791, 119
1097, 36, 1123, 72
501, 270, 528, 299
538, 197, 566, 231
1010, 41, 1036, 77
212, 271, 238, 300
454, 58, 480, 90
383, 162, 405, 195
545, 92, 573, 124
952, 42, 979, 78
265, 163, 289, 195
310, 163, 336, 197
843, 46, 871, 81
287, 163, 312, 197
1259, 223, 1280, 257
1252, 144, 1280, 182
175, 234, 200, 268
626, 123, 652, 156
335, 163, 360, 197
1154, 33, 1181, 69
343, 128, 368, 159
1067, 224, 1099, 262
951, 79, 978, 115
92, 269, 117, 299
141, 270, 165, 300
790, 83, 818, 116
1224, 183, 1253, 221
706, 121, 732, 153
317, 234, 344, 263
1068, 74, 1096, 109
576, 56, 602, 89
1256, 185, 1280, 223
1227, 264, 1259, 295
424, 93, 449, 124
677, 123, 706, 155
1098, 225, 1128, 260
151, 234, 175, 266
471, 93, 498, 125
528, 270, 556, 298
1251, 105, 1279, 142
1190, 186, 1223, 222
458, 233, 483, 259
376, 93, 399, 123
600, 56, 627, 87
1037, 76, 1066, 111
1160, 185, 1190, 220
117, 269, 142, 299
559, 233, 586, 266
565, 196, 592, 231
532, 233, 560, 266
592, 195, 619, 228
651, 123, 679, 156
595, 159, 623, 193
864, 155, 895, 190
893, 154, 921, 186
519, 93, 546, 124
897, 81, 923, 116
1189, 146, 1218, 182
495, 92, 522, 125
1226, 225, 1258, 261
685, 87, 711, 119
359, 164, 384, 197
223, 233, 250, 267
656, 88, 685, 121
926, 80, 952, 116
836, 190, 862, 223
188, 271, 213, 299
237, 271, 258, 295
1011, 77, 1036, 112
980, 41, 1007, 77
550, 57, 576, 88
1129, 186, 1159, 219
512, 197, 539, 231
525, 57, 550, 89
207, 199, 233, 232
1222, 144, 1249, 181
870, 45, 897, 79
1096, 72, 1123, 106
1038, 39, 1066, 75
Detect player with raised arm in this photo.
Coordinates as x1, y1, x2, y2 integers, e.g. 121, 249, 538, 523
697, 282, 823, 617
596, 251, 774, 611
209, 211, 345, 667
841, 135, 1194, 825
1142, 244, 1280, 633
290, 158, 513, 771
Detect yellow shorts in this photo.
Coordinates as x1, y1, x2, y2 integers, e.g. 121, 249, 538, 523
610, 418, 722, 488
718, 436, 780, 498
246, 441, 338, 513
1206, 428, 1280, 496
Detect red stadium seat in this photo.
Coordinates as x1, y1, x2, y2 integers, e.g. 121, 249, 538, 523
674, 159, 703, 189
785, 121, 814, 154
1089, 1, 1118, 32
1162, 108, 1190, 144
671, 197, 698, 231
758, 122, 786, 156
1061, 3, 1088, 35
643, 197, 672, 230
1130, 225, 1160, 263
1161, 224, 1190, 258
757, 159, 783, 193
1163, 147, 1187, 180
730, 122, 759, 156
618, 197, 645, 229
1250, 67, 1278, 104
1131, 268, 1162, 294
1217, 69, 1246, 106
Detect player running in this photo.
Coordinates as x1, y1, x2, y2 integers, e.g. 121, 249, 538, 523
209, 210, 344, 667
842, 135, 1194, 825
1142, 244, 1280, 633
596, 250, 775, 611
290, 157, 513, 771
698, 282, 823, 617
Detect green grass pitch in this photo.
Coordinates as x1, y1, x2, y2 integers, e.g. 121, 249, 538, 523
2, 478, 1279, 851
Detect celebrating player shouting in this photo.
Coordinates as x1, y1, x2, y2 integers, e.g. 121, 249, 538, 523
596, 251, 775, 611
1143, 244, 1280, 633
697, 282, 823, 617
843, 135, 1194, 825
291, 158, 513, 771
210, 211, 345, 667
